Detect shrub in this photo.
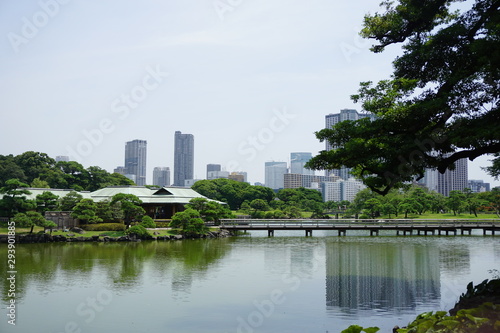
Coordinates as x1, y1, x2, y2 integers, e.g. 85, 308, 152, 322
140, 216, 156, 228
155, 222, 170, 228
81, 223, 126, 231
125, 225, 152, 239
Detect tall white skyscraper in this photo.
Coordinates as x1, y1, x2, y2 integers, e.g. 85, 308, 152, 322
265, 161, 288, 190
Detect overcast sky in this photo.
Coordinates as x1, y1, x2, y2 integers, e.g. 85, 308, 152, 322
1, 0, 498, 187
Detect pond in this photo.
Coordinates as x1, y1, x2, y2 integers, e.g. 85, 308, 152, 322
1, 231, 498, 332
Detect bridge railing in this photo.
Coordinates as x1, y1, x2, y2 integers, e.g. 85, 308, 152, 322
219, 218, 500, 228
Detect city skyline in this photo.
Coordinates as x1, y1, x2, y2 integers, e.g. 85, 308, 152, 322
1, 1, 497, 187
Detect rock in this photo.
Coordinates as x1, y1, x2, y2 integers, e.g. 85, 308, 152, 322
69, 227, 85, 234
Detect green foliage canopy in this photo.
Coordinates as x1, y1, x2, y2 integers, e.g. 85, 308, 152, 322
307, 0, 500, 195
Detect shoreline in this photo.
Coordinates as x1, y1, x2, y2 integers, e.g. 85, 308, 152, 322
0, 229, 234, 244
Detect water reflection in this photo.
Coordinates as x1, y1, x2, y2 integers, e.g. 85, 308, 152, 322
325, 239, 441, 316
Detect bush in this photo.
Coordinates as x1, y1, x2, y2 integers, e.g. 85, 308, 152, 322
155, 222, 170, 228
140, 216, 156, 228
125, 225, 152, 239
81, 223, 126, 231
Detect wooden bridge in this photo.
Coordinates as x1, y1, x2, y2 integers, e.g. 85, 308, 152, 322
220, 219, 500, 237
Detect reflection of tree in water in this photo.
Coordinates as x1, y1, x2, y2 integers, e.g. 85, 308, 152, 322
0, 238, 233, 303
325, 239, 441, 315
148, 238, 234, 298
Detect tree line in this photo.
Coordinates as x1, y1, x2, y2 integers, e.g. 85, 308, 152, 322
0, 151, 134, 191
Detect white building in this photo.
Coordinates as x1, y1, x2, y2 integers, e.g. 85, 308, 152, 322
321, 178, 366, 202
265, 161, 288, 190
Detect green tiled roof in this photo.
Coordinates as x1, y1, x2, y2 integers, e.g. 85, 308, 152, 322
7, 186, 222, 205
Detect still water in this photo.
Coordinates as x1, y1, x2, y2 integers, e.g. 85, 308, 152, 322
1, 231, 499, 333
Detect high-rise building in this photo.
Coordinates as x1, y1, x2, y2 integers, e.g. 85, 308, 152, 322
290, 152, 314, 175
265, 161, 288, 190
207, 164, 221, 179
153, 167, 170, 187
419, 157, 468, 196
173, 131, 194, 187
325, 109, 376, 179
124, 139, 147, 186
55, 155, 70, 162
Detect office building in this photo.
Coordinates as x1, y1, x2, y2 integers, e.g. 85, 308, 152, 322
55, 155, 69, 162
153, 167, 170, 187
419, 157, 468, 196
265, 161, 288, 190
173, 131, 194, 187
290, 152, 314, 175
113, 166, 126, 175
321, 178, 366, 202
284, 174, 340, 189
124, 139, 147, 186
207, 164, 221, 179
468, 179, 490, 193
207, 170, 230, 180
229, 172, 247, 183
325, 109, 376, 179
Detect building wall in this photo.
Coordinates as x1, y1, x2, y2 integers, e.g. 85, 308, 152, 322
174, 131, 194, 186
290, 152, 314, 175
153, 167, 170, 187
265, 161, 288, 190
206, 164, 221, 179
325, 109, 376, 179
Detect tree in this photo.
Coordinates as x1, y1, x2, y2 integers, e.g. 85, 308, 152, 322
110, 193, 145, 228
14, 151, 55, 184
13, 211, 55, 233
249, 199, 270, 212
169, 208, 207, 237
35, 191, 59, 213
307, 0, 500, 195
30, 177, 50, 188
0, 179, 34, 220
71, 199, 103, 224
462, 188, 484, 217
59, 191, 83, 211
447, 190, 466, 215
186, 198, 233, 225
399, 197, 421, 219
0, 154, 26, 186
363, 198, 381, 218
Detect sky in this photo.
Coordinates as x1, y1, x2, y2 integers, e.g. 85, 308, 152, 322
0, 0, 498, 187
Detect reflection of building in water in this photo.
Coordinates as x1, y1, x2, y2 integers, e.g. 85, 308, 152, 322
326, 241, 440, 312
439, 247, 470, 276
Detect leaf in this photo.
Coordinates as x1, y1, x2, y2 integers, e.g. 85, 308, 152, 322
341, 325, 364, 333
437, 319, 460, 330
